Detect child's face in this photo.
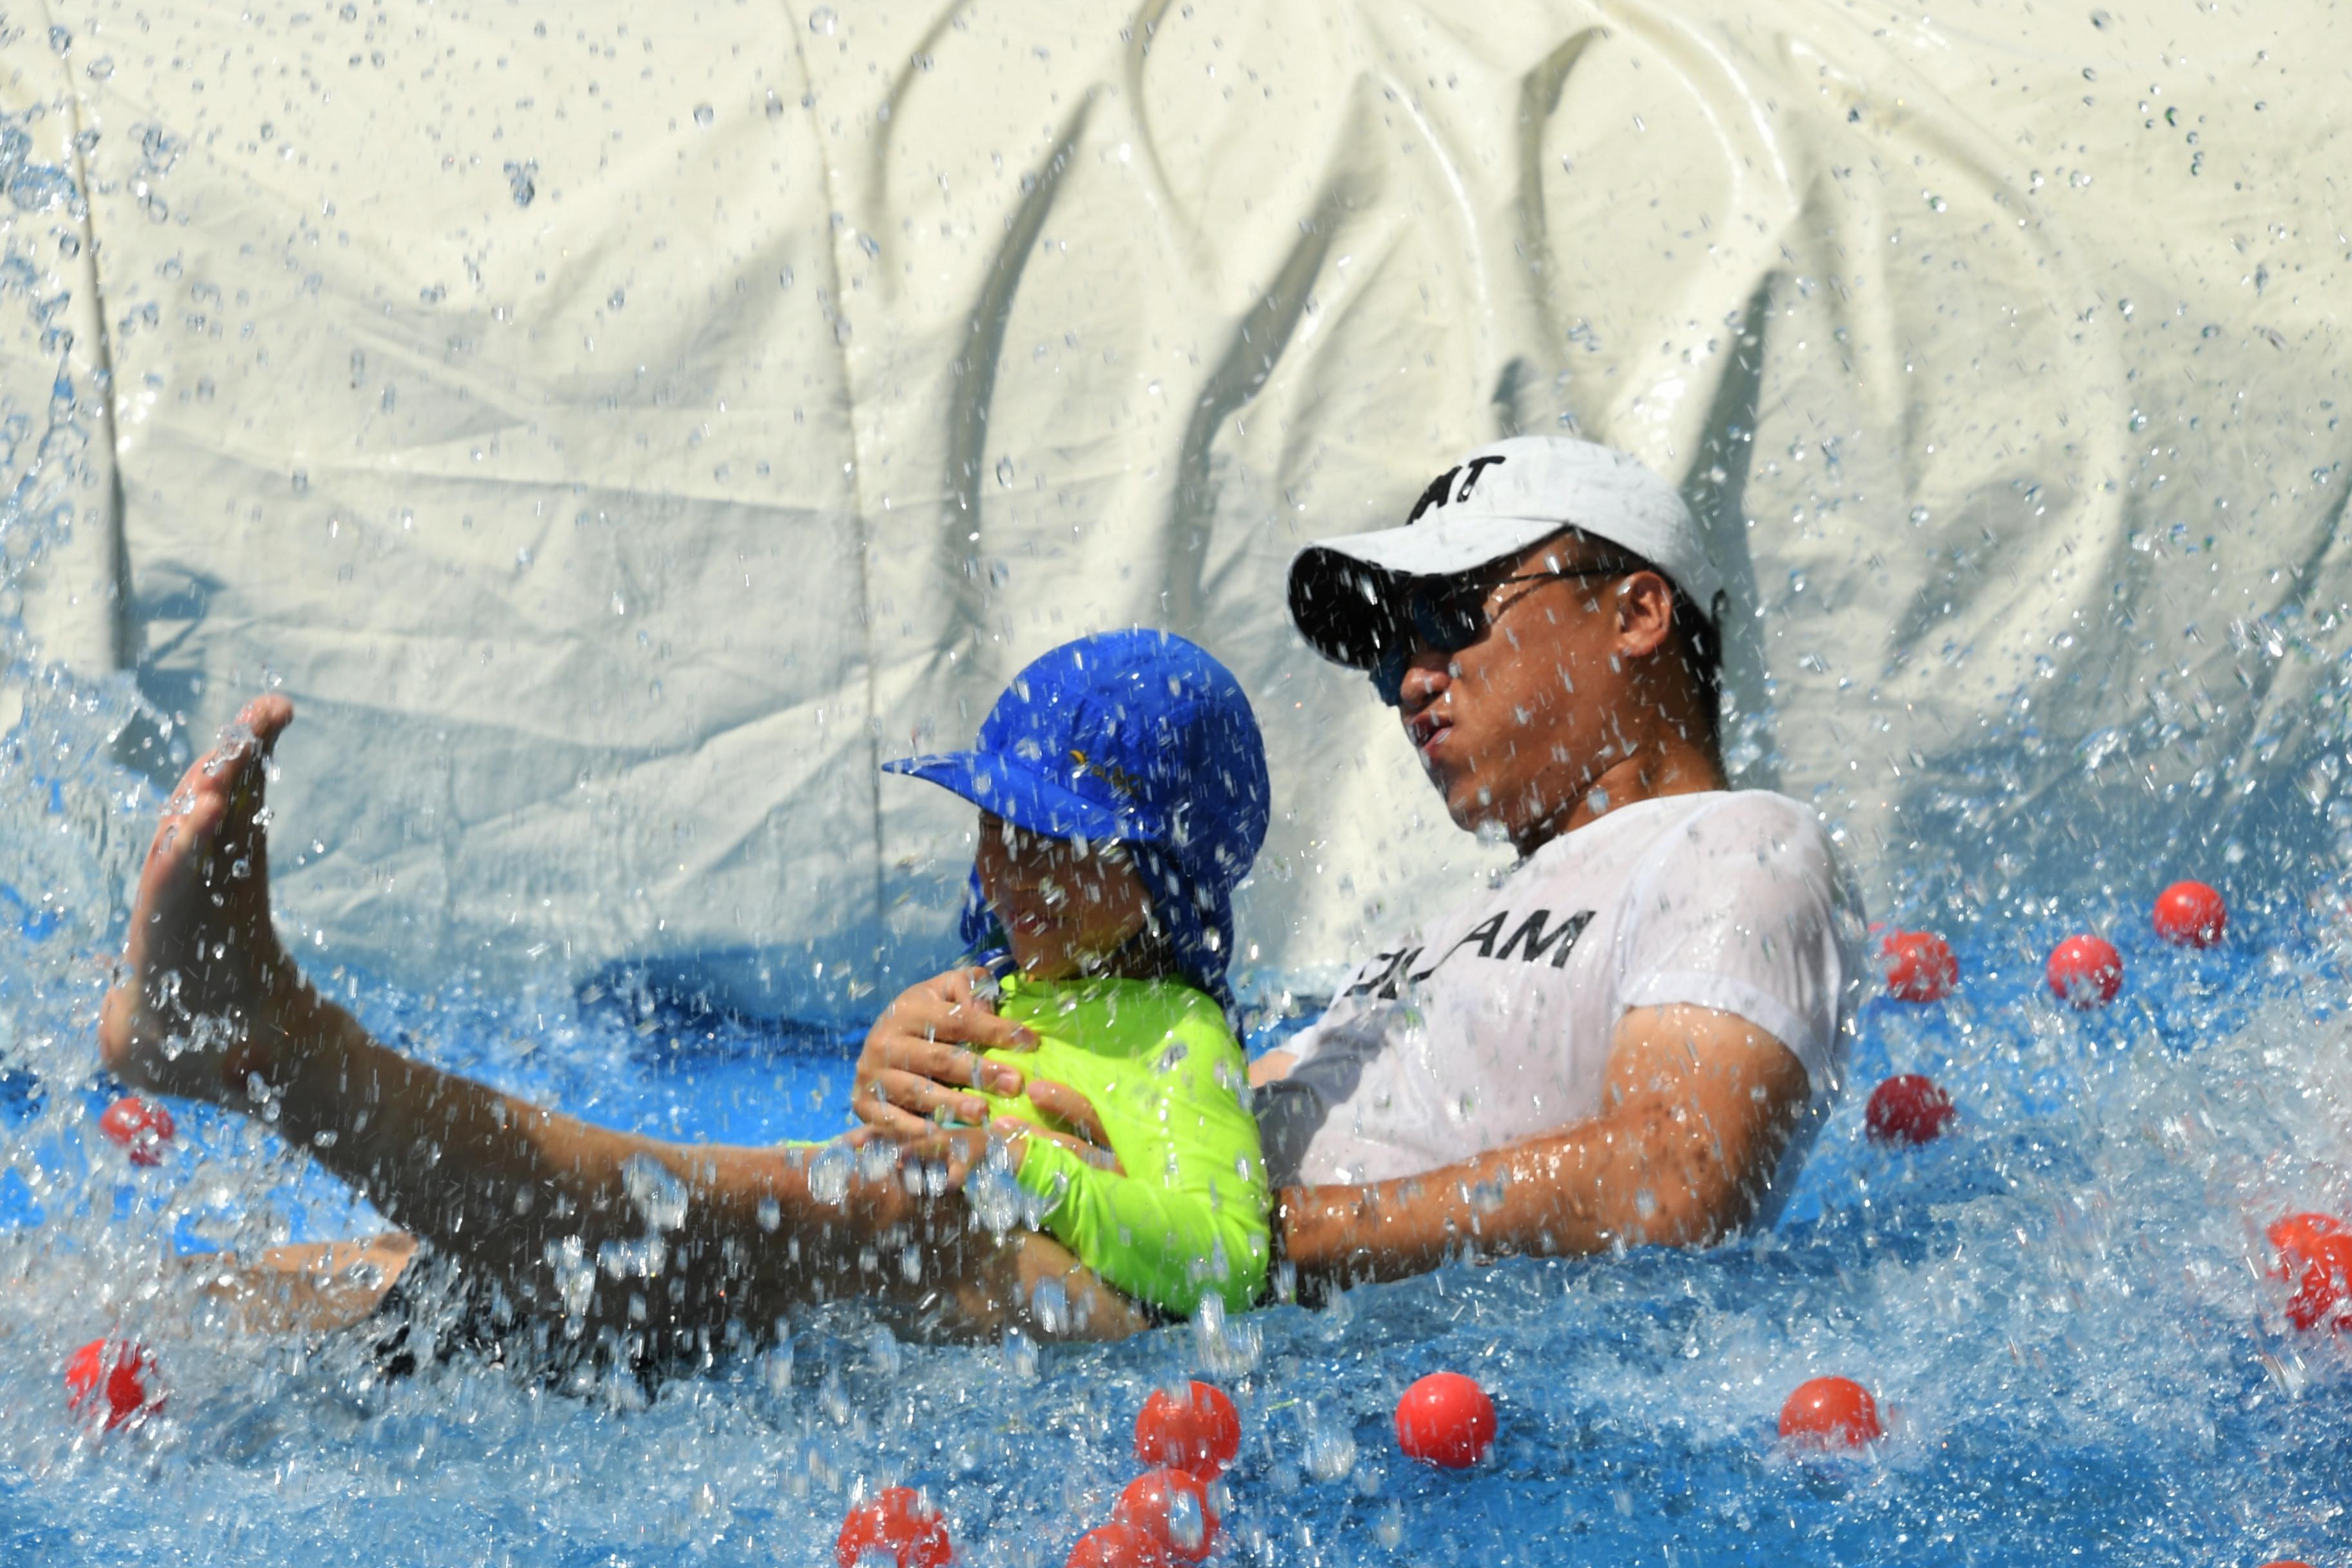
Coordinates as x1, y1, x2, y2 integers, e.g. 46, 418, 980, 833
974, 812, 1155, 980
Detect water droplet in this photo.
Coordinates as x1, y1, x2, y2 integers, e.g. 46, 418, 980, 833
692, 103, 714, 128
622, 1154, 691, 1231
1908, 505, 1930, 526
504, 160, 536, 208
290, 470, 309, 494
995, 456, 1015, 487
765, 90, 784, 120
48, 24, 70, 54
808, 6, 837, 34
607, 288, 625, 311
420, 284, 446, 305
86, 55, 113, 81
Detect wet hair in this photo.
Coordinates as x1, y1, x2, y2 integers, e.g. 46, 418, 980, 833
1542, 529, 1725, 755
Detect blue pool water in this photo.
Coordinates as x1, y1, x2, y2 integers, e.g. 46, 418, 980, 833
0, 865, 2346, 1565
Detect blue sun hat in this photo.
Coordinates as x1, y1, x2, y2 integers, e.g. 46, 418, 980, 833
883, 629, 1271, 1013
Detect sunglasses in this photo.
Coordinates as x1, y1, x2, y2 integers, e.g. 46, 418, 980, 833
1371, 565, 1631, 705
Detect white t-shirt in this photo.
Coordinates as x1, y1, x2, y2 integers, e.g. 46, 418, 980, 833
1255, 790, 1863, 1213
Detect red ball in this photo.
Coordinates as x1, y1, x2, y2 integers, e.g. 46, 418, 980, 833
2268, 1211, 2345, 1271
1880, 930, 1957, 1003
1066, 1524, 1171, 1568
1778, 1376, 1882, 1448
1865, 1074, 1955, 1146
2257, 1561, 2315, 1568
99, 1096, 175, 1167
2045, 934, 2122, 1008
836, 1487, 953, 1568
1394, 1371, 1496, 1469
64, 1338, 162, 1430
2279, 1231, 2352, 1333
1112, 1469, 1218, 1563
2151, 880, 2226, 947
1135, 1380, 1241, 1479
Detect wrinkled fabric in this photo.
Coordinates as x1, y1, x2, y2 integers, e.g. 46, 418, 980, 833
2, 1, 2346, 1015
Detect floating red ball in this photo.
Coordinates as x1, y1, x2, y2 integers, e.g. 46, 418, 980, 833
2045, 934, 2123, 1008
64, 1338, 162, 1430
1778, 1376, 1882, 1448
1394, 1371, 1496, 1469
99, 1096, 175, 1166
1880, 930, 1957, 1003
2278, 1230, 2352, 1333
1135, 1380, 1240, 1479
1066, 1524, 1171, 1568
1112, 1468, 1218, 1563
2268, 1211, 2345, 1270
2151, 880, 2226, 948
836, 1486, 953, 1568
1865, 1074, 1955, 1146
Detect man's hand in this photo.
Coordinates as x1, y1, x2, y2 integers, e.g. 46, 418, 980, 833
1275, 1004, 1810, 1288
854, 968, 1038, 1141
1022, 1079, 1125, 1174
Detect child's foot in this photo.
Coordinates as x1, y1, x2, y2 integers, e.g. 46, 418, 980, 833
99, 696, 306, 1105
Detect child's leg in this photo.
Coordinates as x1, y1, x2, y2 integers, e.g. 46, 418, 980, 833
172, 1221, 1148, 1348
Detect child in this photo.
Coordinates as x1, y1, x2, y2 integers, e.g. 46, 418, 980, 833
869, 628, 1273, 1320
124, 629, 1273, 1356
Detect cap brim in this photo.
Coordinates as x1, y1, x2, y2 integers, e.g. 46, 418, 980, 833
882, 751, 1160, 844
1288, 514, 1565, 670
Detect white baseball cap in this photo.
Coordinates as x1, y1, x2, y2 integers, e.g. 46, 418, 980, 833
1288, 436, 1726, 670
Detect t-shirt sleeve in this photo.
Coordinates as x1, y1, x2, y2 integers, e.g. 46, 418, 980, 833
1611, 795, 1858, 1090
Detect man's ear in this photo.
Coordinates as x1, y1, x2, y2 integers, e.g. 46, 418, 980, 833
1613, 571, 1678, 660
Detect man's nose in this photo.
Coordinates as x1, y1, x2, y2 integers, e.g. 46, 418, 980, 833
1395, 649, 1453, 710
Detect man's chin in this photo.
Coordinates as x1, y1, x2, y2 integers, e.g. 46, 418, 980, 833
1438, 786, 1497, 838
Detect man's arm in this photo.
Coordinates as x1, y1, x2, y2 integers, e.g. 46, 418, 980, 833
1275, 1004, 1810, 1288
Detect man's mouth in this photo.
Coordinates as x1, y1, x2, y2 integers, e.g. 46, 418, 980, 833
1404, 710, 1451, 756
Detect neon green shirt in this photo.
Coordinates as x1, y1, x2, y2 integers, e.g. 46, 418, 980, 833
976, 974, 1269, 1320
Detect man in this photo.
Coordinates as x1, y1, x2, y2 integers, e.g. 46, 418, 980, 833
856, 436, 1862, 1289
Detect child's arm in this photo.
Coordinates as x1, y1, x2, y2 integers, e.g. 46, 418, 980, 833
1014, 1014, 1271, 1318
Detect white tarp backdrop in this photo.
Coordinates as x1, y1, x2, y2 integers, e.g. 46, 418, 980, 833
1, 0, 2346, 1018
